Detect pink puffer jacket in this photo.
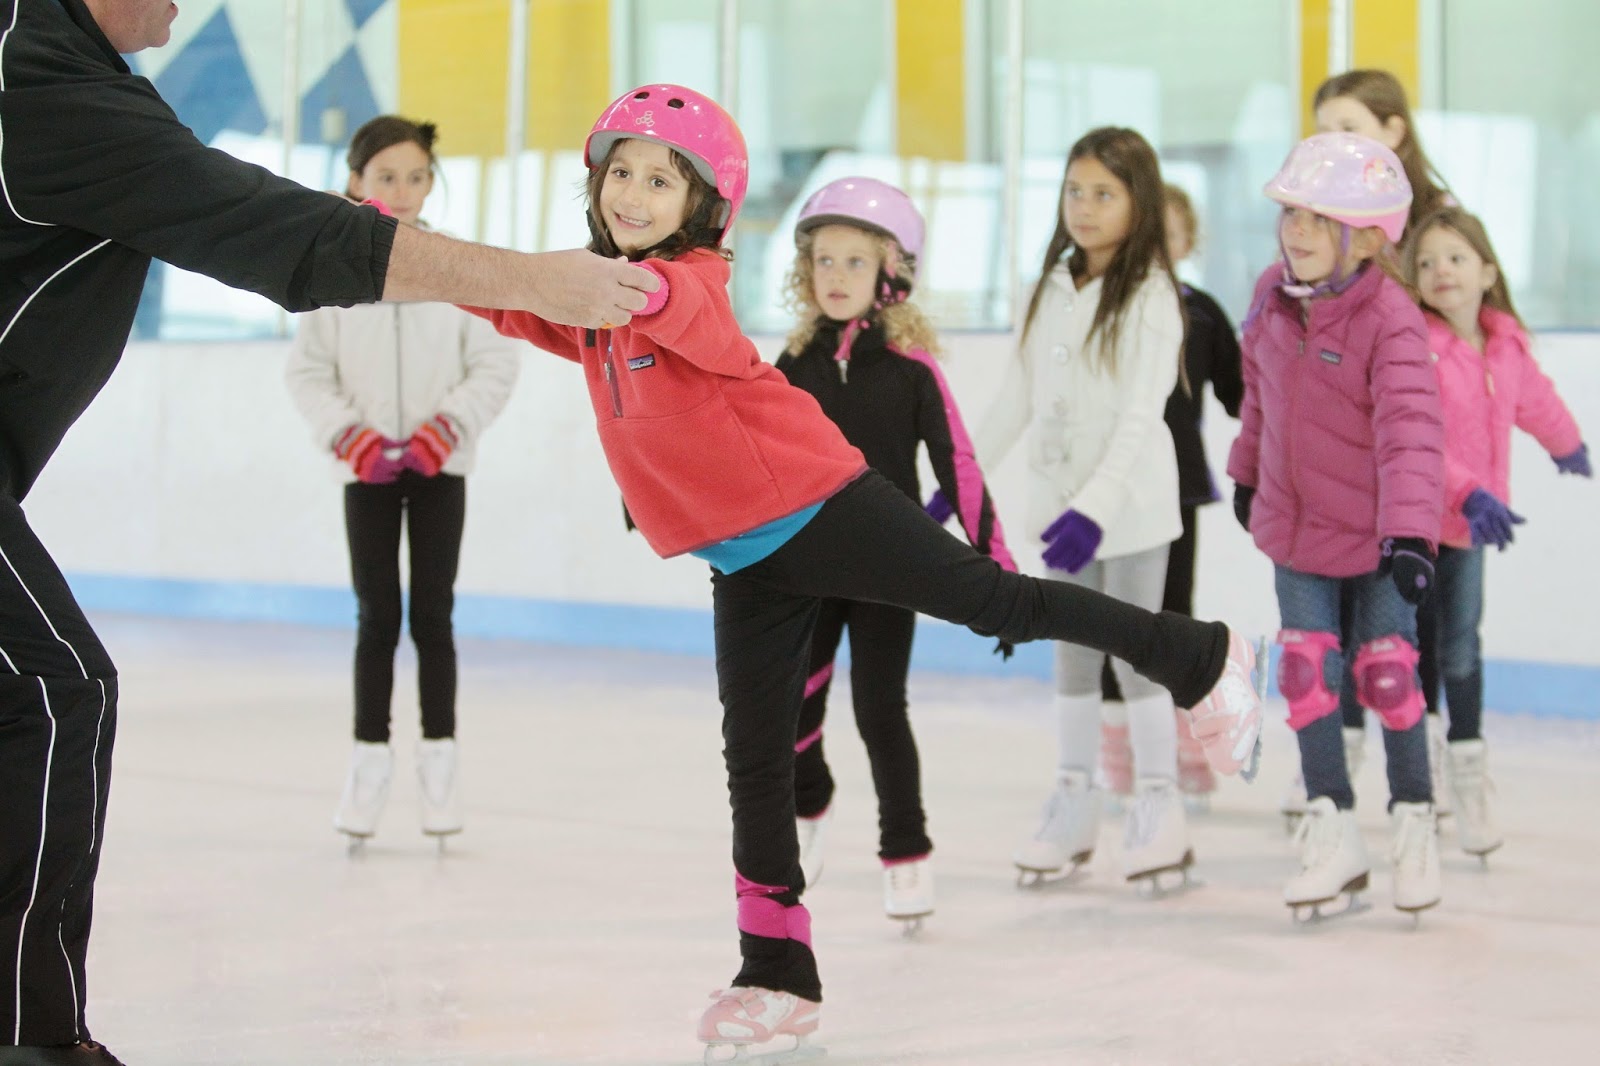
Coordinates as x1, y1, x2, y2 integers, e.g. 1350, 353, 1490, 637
1227, 263, 1443, 577
1429, 307, 1581, 548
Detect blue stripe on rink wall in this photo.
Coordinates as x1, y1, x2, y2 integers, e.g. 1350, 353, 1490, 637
65, 573, 1598, 720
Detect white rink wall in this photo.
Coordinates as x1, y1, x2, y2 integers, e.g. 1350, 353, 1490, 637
25, 327, 1600, 712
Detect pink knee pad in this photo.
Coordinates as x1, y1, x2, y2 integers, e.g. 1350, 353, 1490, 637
1277, 629, 1340, 731
1354, 636, 1423, 731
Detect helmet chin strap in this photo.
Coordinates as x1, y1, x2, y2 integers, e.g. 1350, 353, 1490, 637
1279, 222, 1364, 298
830, 264, 913, 380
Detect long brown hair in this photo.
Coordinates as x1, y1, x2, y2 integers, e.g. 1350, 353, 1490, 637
1403, 205, 1523, 330
783, 228, 940, 357
584, 140, 732, 263
344, 115, 437, 199
1021, 127, 1184, 375
1313, 70, 1453, 234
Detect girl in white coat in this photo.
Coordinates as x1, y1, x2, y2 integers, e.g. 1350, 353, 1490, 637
975, 127, 1190, 890
285, 116, 521, 847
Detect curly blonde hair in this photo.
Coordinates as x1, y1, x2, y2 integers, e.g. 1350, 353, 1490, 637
783, 228, 941, 357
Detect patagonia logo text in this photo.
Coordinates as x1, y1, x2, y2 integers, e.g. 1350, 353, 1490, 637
1319, 349, 1343, 365
627, 354, 656, 371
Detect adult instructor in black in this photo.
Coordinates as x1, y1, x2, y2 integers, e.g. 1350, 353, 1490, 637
0, 1, 657, 1061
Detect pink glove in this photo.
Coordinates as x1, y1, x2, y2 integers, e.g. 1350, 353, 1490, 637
334, 425, 404, 484
403, 414, 459, 477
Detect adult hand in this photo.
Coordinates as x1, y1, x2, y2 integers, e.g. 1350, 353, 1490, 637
530, 249, 657, 329
1377, 536, 1436, 605
1040, 509, 1102, 574
1461, 487, 1525, 550
1233, 483, 1255, 531
924, 490, 954, 525
1553, 442, 1591, 478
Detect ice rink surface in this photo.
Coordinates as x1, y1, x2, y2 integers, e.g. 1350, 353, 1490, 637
80, 615, 1600, 1065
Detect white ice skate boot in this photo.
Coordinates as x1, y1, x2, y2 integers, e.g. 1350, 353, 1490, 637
883, 856, 934, 935
1013, 769, 1099, 886
1448, 739, 1501, 860
1281, 772, 1308, 833
334, 741, 393, 851
1285, 796, 1371, 923
1182, 628, 1266, 781
1343, 726, 1366, 783
1426, 715, 1452, 818
796, 807, 831, 891
1390, 801, 1441, 919
698, 986, 823, 1064
1121, 777, 1194, 895
417, 737, 463, 844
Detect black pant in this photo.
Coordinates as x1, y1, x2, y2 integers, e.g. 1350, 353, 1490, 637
792, 598, 930, 861
1103, 503, 1198, 701
712, 472, 1228, 1002
0, 497, 117, 1048
344, 472, 465, 743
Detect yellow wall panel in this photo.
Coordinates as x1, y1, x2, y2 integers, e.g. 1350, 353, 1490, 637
1352, 0, 1419, 105
397, 0, 511, 158
526, 0, 610, 150
1300, 0, 1330, 136
895, 0, 964, 161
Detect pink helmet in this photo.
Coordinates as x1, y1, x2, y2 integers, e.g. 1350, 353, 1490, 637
1264, 132, 1412, 243
795, 177, 926, 274
585, 84, 749, 242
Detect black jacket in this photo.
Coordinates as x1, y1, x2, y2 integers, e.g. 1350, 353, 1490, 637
0, 0, 397, 499
776, 319, 1012, 566
1166, 286, 1244, 506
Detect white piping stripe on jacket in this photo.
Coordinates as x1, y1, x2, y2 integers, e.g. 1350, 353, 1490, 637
0, 0, 56, 228
0, 240, 111, 352
0, 541, 88, 679
12, 676, 55, 1042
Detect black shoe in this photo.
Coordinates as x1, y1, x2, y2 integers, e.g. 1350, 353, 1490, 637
0, 1042, 126, 1065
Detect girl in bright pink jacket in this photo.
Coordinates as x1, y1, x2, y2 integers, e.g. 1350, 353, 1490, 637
1404, 206, 1589, 860
1227, 133, 1446, 921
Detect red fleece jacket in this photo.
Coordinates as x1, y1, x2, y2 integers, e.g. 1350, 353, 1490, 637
469, 250, 866, 557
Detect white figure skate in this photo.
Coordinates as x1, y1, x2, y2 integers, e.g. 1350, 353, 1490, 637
1448, 739, 1502, 862
1013, 769, 1099, 887
883, 856, 934, 937
796, 807, 831, 891
1121, 777, 1195, 898
1426, 714, 1452, 818
334, 741, 392, 855
417, 737, 462, 851
1390, 801, 1441, 923
1285, 796, 1372, 924
699, 986, 823, 1064
1182, 630, 1268, 782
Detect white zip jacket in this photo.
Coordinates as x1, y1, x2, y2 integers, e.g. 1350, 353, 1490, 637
975, 266, 1183, 560
286, 298, 521, 482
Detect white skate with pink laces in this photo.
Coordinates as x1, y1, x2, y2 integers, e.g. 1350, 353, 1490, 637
1183, 629, 1267, 782
698, 986, 824, 1064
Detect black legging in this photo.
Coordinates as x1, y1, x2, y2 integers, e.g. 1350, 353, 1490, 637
1104, 503, 1197, 700
793, 598, 929, 862
344, 471, 465, 743
711, 471, 1229, 1002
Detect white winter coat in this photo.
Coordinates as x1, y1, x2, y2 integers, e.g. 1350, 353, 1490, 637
975, 266, 1183, 560
285, 299, 521, 482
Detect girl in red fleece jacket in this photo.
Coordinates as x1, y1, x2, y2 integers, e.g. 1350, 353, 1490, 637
471, 83, 1264, 1062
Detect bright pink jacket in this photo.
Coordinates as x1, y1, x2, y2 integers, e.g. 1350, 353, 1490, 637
1227, 263, 1443, 577
1428, 307, 1581, 548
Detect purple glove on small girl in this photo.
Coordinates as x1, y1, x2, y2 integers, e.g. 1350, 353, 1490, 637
1553, 443, 1591, 478
924, 489, 954, 525
1040, 509, 1102, 574
1461, 487, 1525, 550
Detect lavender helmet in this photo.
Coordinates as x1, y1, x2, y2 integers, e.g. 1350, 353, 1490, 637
1264, 132, 1412, 243
795, 177, 926, 284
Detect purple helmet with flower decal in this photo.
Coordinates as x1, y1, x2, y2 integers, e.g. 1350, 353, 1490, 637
1264, 132, 1412, 243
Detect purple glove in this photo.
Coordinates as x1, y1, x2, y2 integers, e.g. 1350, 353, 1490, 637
924, 489, 954, 525
1460, 488, 1525, 550
1040, 509, 1102, 574
1553, 443, 1591, 478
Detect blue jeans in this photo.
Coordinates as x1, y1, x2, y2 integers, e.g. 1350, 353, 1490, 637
1422, 545, 1485, 741
1275, 565, 1430, 810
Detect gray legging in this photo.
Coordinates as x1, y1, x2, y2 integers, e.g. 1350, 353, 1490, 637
1051, 544, 1173, 699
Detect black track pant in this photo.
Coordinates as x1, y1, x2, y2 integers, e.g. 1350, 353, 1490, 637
0, 497, 117, 1048
712, 472, 1228, 1002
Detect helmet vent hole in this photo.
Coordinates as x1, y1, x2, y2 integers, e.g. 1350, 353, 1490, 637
632, 91, 649, 99
667, 98, 686, 109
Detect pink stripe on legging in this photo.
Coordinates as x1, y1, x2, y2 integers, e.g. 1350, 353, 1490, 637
802, 662, 833, 700
794, 725, 823, 754
735, 872, 812, 947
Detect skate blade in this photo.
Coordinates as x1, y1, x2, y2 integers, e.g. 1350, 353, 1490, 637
890, 913, 930, 938
339, 831, 373, 858
703, 1033, 826, 1065
1289, 874, 1373, 925
1125, 851, 1198, 899
1015, 854, 1092, 889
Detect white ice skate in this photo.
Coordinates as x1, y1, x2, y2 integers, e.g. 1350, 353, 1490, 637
1013, 769, 1099, 887
334, 741, 393, 855
796, 808, 831, 891
883, 856, 934, 936
1343, 726, 1366, 784
1448, 739, 1502, 861
1121, 777, 1194, 897
1183, 630, 1268, 782
698, 986, 823, 1064
1281, 772, 1308, 833
1390, 801, 1441, 922
1426, 715, 1452, 818
1285, 796, 1372, 924
417, 737, 462, 849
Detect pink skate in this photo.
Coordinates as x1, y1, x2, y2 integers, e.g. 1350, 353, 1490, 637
1097, 721, 1134, 797
1174, 705, 1217, 803
699, 986, 823, 1064
1183, 629, 1266, 782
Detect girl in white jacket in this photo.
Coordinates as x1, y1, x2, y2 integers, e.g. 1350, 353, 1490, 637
285, 116, 521, 848
975, 127, 1190, 891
